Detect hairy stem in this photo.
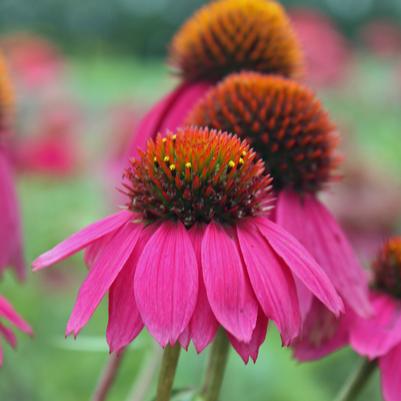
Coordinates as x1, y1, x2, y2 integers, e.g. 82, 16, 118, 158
200, 329, 230, 401
92, 350, 125, 401
335, 358, 377, 401
155, 343, 181, 401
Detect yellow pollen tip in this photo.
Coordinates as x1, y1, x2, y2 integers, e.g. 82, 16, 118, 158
172, 134, 177, 141
239, 157, 245, 165
185, 162, 192, 169
169, 164, 176, 171
162, 138, 167, 143
163, 156, 170, 163
241, 151, 247, 157
228, 160, 236, 168
153, 157, 157, 162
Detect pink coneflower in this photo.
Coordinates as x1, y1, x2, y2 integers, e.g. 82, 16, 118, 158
126, 0, 303, 158
295, 238, 401, 401
33, 127, 342, 363
186, 72, 371, 320
0, 53, 25, 280
0, 295, 32, 365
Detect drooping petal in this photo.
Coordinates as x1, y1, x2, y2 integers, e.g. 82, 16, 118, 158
127, 82, 211, 158
188, 224, 218, 353
350, 293, 401, 359
66, 222, 143, 336
295, 280, 314, 322
293, 299, 350, 362
0, 323, 17, 348
135, 221, 198, 346
256, 217, 343, 316
229, 311, 268, 364
0, 149, 25, 280
380, 343, 401, 401
202, 221, 258, 343
83, 232, 113, 269
32, 210, 133, 270
237, 220, 301, 344
0, 296, 32, 334
106, 225, 156, 352
276, 191, 371, 317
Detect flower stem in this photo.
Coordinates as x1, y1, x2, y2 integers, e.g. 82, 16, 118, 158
335, 358, 377, 401
155, 343, 181, 401
200, 329, 230, 401
92, 350, 125, 401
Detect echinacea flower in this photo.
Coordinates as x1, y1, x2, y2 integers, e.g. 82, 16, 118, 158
0, 295, 32, 366
0, 53, 25, 280
126, 0, 303, 158
294, 238, 401, 401
186, 72, 371, 319
33, 127, 342, 363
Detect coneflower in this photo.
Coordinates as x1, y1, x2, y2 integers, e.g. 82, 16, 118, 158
296, 238, 401, 401
186, 72, 371, 319
0, 53, 25, 280
33, 127, 342, 363
126, 0, 303, 159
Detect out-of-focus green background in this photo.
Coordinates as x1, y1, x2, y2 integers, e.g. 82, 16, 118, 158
1, 0, 401, 400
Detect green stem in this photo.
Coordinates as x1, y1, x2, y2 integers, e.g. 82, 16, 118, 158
155, 343, 181, 401
334, 359, 377, 401
200, 329, 230, 401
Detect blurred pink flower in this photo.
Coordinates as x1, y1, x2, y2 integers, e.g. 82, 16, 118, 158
33, 128, 342, 363
289, 8, 350, 87
294, 238, 401, 401
0, 146, 25, 280
13, 106, 80, 176
360, 20, 401, 58
0, 34, 63, 89
0, 295, 32, 366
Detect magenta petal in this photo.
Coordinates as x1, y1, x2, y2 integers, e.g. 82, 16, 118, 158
66, 222, 143, 336
276, 191, 371, 317
106, 226, 155, 352
126, 82, 211, 158
0, 296, 32, 334
380, 343, 401, 401
202, 221, 258, 342
0, 149, 25, 280
237, 220, 301, 345
0, 323, 17, 348
229, 311, 268, 364
134, 221, 198, 347
188, 224, 218, 353
33, 210, 133, 270
256, 217, 343, 316
350, 293, 401, 359
293, 299, 350, 362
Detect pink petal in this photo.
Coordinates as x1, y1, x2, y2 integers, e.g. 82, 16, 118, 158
127, 82, 211, 158
256, 217, 344, 316
293, 299, 350, 362
276, 191, 371, 317
188, 224, 218, 353
0, 149, 25, 280
83, 233, 112, 269
350, 293, 401, 359
295, 280, 314, 322
33, 210, 133, 270
134, 221, 198, 346
229, 311, 268, 364
380, 343, 401, 401
106, 225, 156, 352
0, 296, 32, 334
0, 323, 17, 348
178, 328, 191, 350
66, 222, 143, 336
237, 220, 301, 345
201, 221, 258, 343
